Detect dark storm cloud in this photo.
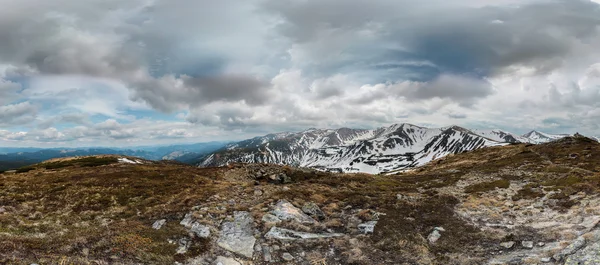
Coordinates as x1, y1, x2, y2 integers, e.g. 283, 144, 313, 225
182, 75, 271, 106
265, 0, 600, 77
409, 75, 494, 105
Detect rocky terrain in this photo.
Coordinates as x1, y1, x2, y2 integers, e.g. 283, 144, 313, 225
2, 135, 600, 264
198, 124, 576, 174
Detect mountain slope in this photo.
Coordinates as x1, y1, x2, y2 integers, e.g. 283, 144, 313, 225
522, 130, 569, 144
3, 136, 600, 264
200, 124, 526, 173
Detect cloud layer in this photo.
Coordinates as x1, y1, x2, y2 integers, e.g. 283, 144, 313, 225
1, 0, 600, 146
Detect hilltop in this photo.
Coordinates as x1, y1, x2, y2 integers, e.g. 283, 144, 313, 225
1, 136, 600, 264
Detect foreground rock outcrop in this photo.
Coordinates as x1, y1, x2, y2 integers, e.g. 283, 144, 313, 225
1, 136, 600, 264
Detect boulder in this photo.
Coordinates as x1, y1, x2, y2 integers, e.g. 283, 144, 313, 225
272, 200, 315, 224
302, 202, 326, 220
217, 211, 256, 258
564, 241, 600, 264
554, 236, 586, 261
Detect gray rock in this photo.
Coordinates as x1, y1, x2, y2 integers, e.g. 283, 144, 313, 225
176, 238, 190, 254
262, 213, 282, 224
428, 230, 442, 244
282, 252, 294, 261
217, 211, 256, 258
263, 245, 273, 262
272, 200, 315, 224
254, 189, 263, 196
521, 241, 534, 249
538, 242, 546, 247
180, 213, 195, 227
190, 222, 210, 238
152, 219, 166, 230
427, 227, 445, 244
541, 257, 552, 263
554, 236, 586, 262
500, 241, 515, 249
265, 227, 344, 241
214, 256, 241, 265
302, 202, 325, 220
268, 173, 291, 184
358, 221, 377, 234
564, 241, 600, 265
280, 173, 292, 184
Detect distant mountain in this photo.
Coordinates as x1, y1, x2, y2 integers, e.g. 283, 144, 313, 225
198, 124, 581, 174
0, 142, 227, 171
522, 130, 570, 144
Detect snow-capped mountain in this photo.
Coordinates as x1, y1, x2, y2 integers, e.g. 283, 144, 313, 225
521, 130, 570, 144
201, 124, 576, 174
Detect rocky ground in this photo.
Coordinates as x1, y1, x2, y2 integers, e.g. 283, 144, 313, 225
1, 135, 600, 264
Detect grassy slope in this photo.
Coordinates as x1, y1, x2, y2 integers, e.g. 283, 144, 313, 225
0, 136, 599, 264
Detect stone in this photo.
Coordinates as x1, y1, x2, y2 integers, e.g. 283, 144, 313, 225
521, 241, 534, 249
272, 200, 316, 224
553, 236, 586, 262
265, 227, 344, 241
262, 213, 282, 224
282, 252, 294, 261
152, 219, 166, 230
500, 241, 515, 249
302, 202, 325, 220
176, 238, 190, 254
427, 227, 445, 244
254, 189, 263, 196
82, 248, 89, 256
254, 243, 262, 252
428, 230, 442, 244
214, 256, 241, 265
564, 241, 600, 265
217, 211, 256, 258
538, 242, 546, 247
280, 173, 292, 184
263, 245, 273, 262
358, 221, 377, 234
541, 257, 552, 263
180, 213, 195, 227
190, 222, 210, 238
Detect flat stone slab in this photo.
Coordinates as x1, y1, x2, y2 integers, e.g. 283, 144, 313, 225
217, 211, 256, 258
214, 256, 241, 265
265, 227, 344, 241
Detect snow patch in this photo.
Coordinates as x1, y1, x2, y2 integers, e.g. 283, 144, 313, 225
118, 158, 142, 164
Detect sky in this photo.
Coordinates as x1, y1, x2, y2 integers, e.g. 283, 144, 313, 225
1, 0, 600, 147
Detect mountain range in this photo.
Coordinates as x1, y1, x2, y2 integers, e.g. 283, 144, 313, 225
199, 124, 589, 174
0, 142, 226, 171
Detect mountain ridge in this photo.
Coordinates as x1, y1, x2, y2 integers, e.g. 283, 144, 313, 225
199, 124, 593, 174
